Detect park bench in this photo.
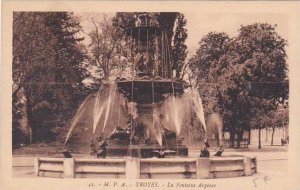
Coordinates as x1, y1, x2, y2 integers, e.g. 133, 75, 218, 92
281, 137, 289, 146
223, 138, 249, 148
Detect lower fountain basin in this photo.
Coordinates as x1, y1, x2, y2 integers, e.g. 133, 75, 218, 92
105, 144, 188, 158
35, 155, 256, 179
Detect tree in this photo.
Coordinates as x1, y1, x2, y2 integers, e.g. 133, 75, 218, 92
157, 12, 178, 45
13, 12, 54, 99
88, 14, 127, 81
13, 12, 88, 144
172, 13, 188, 78
235, 23, 288, 103
269, 106, 288, 146
234, 23, 288, 148
113, 12, 136, 30
248, 98, 276, 149
188, 23, 288, 148
189, 32, 231, 116
13, 13, 40, 143
156, 12, 189, 77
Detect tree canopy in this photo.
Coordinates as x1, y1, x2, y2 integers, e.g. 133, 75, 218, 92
172, 13, 188, 78
13, 12, 89, 144
188, 23, 288, 147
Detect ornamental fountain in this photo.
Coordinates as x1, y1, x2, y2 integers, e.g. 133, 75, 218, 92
35, 13, 257, 179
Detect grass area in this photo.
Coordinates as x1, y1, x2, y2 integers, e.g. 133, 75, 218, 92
13, 141, 64, 156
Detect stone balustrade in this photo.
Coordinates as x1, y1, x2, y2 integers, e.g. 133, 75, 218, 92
35, 156, 256, 179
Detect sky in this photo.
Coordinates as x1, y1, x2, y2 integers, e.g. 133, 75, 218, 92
183, 12, 289, 55
76, 12, 289, 57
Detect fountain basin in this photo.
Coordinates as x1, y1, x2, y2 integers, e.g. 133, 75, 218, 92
106, 144, 188, 158
35, 156, 256, 179
116, 79, 189, 103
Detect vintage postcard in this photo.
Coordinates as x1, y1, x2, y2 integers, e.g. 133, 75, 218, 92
1, 1, 300, 190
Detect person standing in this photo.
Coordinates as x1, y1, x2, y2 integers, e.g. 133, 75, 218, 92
96, 136, 108, 158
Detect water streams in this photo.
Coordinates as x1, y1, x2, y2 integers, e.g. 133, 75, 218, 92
64, 93, 94, 145
190, 90, 207, 132
171, 82, 182, 135
64, 81, 217, 154
206, 113, 223, 147
92, 89, 105, 134
102, 84, 117, 134
152, 112, 163, 146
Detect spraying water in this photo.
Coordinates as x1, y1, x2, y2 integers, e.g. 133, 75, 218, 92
158, 88, 207, 139
206, 113, 223, 147
64, 84, 129, 151
151, 109, 165, 145
152, 112, 163, 146
189, 90, 207, 132
92, 89, 105, 134
64, 81, 212, 153
64, 94, 94, 145
102, 84, 117, 134
171, 82, 182, 135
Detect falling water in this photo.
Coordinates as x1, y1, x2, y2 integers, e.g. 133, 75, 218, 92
64, 93, 95, 145
92, 89, 105, 134
189, 90, 207, 132
155, 88, 208, 148
171, 82, 182, 135
152, 112, 163, 146
206, 113, 223, 147
64, 80, 212, 153
102, 84, 117, 133
64, 84, 129, 152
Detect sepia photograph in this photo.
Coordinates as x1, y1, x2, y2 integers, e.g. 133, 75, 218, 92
1, 1, 300, 190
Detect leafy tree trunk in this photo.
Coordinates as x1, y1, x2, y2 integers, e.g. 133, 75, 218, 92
237, 133, 240, 148
172, 13, 187, 78
13, 12, 87, 145
24, 90, 33, 143
248, 129, 251, 145
271, 126, 275, 146
258, 126, 262, 149
230, 131, 235, 148
237, 130, 243, 148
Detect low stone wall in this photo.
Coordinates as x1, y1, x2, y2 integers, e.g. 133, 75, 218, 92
35, 157, 64, 178
35, 156, 256, 179
141, 158, 197, 179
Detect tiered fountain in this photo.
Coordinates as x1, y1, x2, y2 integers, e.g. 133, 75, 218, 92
34, 13, 257, 179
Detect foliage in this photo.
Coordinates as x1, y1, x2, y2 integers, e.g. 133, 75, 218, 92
235, 24, 288, 103
189, 32, 231, 115
172, 13, 188, 78
157, 12, 177, 44
113, 12, 136, 30
188, 23, 288, 147
88, 14, 128, 80
12, 93, 26, 145
13, 12, 89, 144
273, 106, 289, 128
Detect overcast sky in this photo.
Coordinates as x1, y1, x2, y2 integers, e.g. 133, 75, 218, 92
184, 12, 288, 55
76, 12, 289, 57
